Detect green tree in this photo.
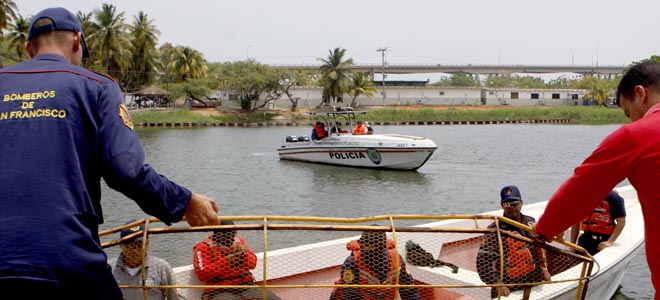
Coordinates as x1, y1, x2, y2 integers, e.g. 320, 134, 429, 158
0, 0, 18, 67
281, 69, 316, 112
484, 75, 515, 88
216, 60, 285, 111
76, 11, 100, 70
5, 13, 29, 62
318, 47, 354, 106
167, 78, 214, 108
126, 11, 160, 91
432, 73, 480, 87
348, 72, 378, 108
575, 75, 610, 105
87, 3, 131, 80
167, 46, 208, 83
513, 76, 546, 89
546, 76, 578, 89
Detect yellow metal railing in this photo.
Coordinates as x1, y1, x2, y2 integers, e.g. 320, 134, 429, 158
100, 215, 595, 300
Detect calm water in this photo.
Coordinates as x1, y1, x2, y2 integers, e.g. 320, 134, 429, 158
99, 124, 653, 299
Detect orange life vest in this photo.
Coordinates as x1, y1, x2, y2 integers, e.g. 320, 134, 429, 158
314, 125, 327, 139
581, 200, 615, 235
193, 236, 256, 287
331, 240, 401, 300
353, 124, 366, 134
505, 234, 536, 279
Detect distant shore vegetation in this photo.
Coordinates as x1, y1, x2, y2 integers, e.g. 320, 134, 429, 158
130, 106, 629, 126
2, 4, 656, 118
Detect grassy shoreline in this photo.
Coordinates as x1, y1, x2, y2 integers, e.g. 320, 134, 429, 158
130, 106, 629, 126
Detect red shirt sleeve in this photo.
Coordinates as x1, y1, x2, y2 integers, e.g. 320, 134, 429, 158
536, 127, 635, 238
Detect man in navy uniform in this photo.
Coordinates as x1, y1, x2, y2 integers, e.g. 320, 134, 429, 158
477, 185, 551, 298
0, 7, 219, 300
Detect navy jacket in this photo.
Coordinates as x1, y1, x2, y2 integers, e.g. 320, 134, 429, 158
0, 54, 191, 295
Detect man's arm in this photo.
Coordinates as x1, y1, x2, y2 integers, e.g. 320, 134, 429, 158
535, 128, 635, 240
599, 217, 626, 250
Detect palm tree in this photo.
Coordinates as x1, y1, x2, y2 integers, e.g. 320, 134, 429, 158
76, 11, 96, 68
127, 11, 160, 91
0, 0, 18, 67
87, 3, 131, 80
5, 14, 28, 62
167, 46, 208, 83
317, 47, 354, 106
348, 72, 377, 108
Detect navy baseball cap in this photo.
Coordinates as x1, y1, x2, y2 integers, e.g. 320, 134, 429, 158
28, 7, 90, 58
120, 220, 145, 240
500, 185, 522, 203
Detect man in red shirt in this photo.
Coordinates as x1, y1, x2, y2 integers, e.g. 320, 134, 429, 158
533, 61, 660, 299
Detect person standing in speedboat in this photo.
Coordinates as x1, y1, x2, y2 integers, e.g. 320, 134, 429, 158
353, 121, 367, 135
0, 7, 219, 299
311, 121, 328, 140
365, 121, 374, 135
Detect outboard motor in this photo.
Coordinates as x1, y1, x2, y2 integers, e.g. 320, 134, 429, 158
286, 136, 299, 143
336, 106, 353, 112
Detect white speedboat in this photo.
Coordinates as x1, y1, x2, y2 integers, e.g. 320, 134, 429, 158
277, 109, 437, 171
101, 185, 643, 300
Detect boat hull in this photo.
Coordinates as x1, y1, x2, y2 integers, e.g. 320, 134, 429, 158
278, 134, 437, 170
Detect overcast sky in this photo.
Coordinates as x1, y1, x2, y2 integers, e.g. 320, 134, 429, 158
14, 0, 660, 69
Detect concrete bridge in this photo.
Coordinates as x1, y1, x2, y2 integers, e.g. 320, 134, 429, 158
270, 64, 626, 77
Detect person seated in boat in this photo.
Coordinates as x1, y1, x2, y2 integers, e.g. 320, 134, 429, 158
193, 220, 281, 300
365, 121, 374, 135
311, 121, 328, 141
329, 230, 420, 300
109, 220, 179, 300
331, 123, 347, 135
476, 185, 551, 298
353, 121, 367, 135
569, 190, 626, 255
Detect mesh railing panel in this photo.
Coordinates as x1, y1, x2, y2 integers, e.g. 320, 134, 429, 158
100, 216, 594, 300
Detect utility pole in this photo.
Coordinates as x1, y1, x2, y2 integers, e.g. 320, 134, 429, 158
377, 47, 388, 105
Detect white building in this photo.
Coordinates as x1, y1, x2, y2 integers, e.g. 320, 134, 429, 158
218, 86, 588, 109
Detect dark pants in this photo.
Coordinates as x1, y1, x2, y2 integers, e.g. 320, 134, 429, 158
490, 269, 543, 299
578, 232, 610, 255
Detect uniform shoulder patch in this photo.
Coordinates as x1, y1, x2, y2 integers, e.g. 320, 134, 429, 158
342, 269, 354, 283
118, 104, 134, 130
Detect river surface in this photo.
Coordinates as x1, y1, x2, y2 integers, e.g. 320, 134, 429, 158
98, 124, 653, 299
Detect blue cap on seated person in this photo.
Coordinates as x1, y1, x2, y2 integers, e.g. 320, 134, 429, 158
500, 185, 522, 203
28, 7, 90, 58
120, 220, 145, 240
